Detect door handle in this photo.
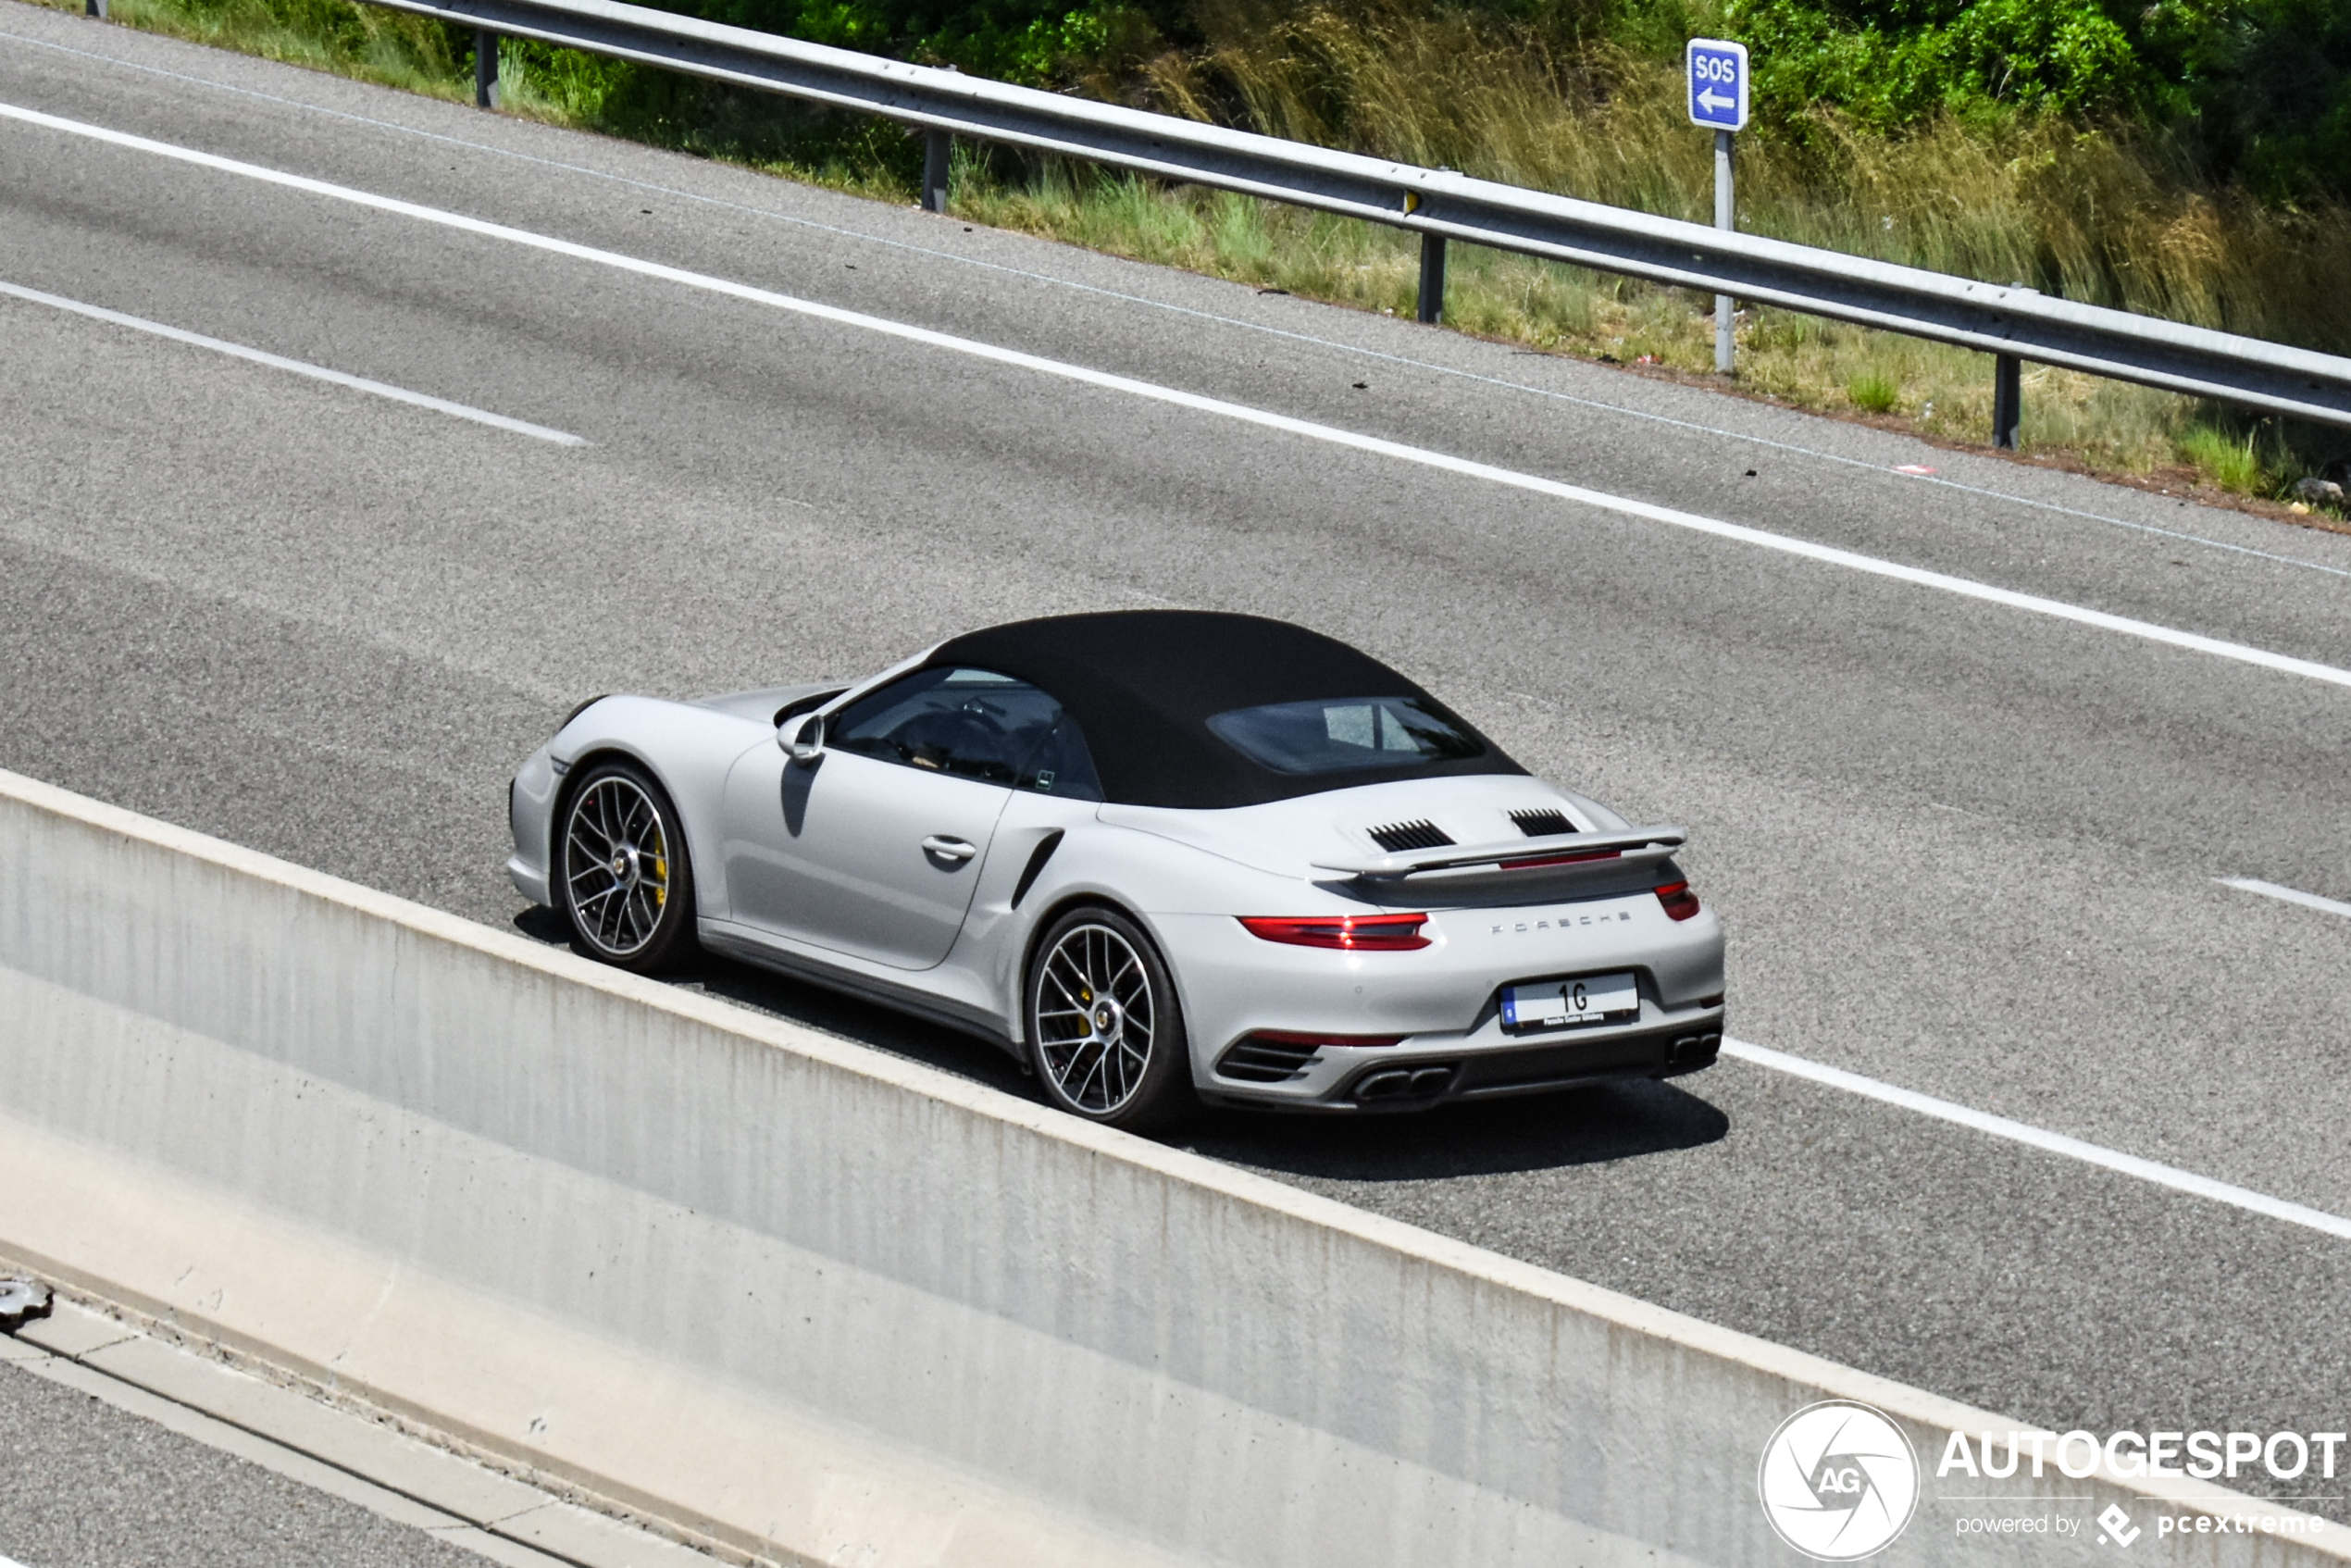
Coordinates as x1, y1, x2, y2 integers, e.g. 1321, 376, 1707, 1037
921, 835, 977, 864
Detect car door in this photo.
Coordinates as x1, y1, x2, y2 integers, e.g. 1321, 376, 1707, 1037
718, 666, 1063, 970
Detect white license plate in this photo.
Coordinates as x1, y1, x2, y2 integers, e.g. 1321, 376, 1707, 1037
1500, 972, 1639, 1031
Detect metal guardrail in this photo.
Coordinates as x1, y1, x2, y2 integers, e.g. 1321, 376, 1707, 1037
355, 0, 2351, 442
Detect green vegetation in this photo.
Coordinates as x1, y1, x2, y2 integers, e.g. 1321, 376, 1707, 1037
44, 0, 2351, 514
1846, 370, 1899, 415
2174, 422, 2266, 492
1729, 0, 2351, 204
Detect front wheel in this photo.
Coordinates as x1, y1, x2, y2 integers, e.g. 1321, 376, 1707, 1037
1026, 906, 1194, 1132
555, 761, 696, 973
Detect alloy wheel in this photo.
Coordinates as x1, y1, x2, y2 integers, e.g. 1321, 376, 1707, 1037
564, 773, 673, 958
1034, 921, 1155, 1114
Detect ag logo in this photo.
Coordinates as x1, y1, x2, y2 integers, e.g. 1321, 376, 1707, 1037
1758, 1400, 1920, 1560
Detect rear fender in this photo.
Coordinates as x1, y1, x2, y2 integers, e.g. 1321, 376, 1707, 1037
993, 820, 1360, 1048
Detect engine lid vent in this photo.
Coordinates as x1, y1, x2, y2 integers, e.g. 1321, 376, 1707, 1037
1367, 819, 1453, 852
1509, 808, 1573, 838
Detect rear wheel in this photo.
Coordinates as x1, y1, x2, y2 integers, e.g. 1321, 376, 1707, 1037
1026, 906, 1193, 1132
556, 761, 695, 973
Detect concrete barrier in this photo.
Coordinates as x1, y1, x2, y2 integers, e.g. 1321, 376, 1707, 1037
0, 765, 2337, 1566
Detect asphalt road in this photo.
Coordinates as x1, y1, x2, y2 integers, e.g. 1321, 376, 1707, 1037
0, 1358, 487, 1568
3, 0, 2350, 1525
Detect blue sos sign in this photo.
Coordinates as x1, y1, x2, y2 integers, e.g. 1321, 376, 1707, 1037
1686, 39, 1750, 131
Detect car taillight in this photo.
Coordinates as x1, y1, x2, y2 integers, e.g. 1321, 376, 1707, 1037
1655, 880, 1701, 921
1238, 913, 1432, 951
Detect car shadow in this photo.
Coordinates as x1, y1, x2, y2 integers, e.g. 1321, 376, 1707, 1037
511, 907, 1727, 1178
1177, 1077, 1730, 1181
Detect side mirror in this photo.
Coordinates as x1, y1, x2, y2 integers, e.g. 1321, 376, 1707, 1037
780, 712, 825, 764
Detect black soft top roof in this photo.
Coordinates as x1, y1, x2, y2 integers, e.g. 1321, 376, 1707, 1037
925, 610, 1524, 808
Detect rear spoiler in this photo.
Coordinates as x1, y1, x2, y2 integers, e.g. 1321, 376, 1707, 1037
1312, 827, 1686, 884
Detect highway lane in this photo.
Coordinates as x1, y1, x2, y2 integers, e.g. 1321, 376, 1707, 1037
0, 1358, 489, 1568
0, 1303, 733, 1568
3, 0, 2350, 1514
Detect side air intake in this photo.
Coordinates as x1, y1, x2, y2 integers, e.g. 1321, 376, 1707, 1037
1368, 819, 1453, 852
1509, 808, 1573, 838
1217, 1029, 1406, 1082
1216, 1036, 1324, 1082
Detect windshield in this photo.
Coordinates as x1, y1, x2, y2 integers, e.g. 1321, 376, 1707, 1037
1204, 695, 1486, 777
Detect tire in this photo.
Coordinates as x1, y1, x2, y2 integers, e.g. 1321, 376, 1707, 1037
1025, 904, 1194, 1132
555, 760, 696, 974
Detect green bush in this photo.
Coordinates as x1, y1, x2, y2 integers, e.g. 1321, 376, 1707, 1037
628, 0, 1176, 83
2176, 0, 2351, 203
2176, 423, 2264, 492
1847, 370, 1899, 413
1727, 0, 2149, 126
1720, 0, 2351, 200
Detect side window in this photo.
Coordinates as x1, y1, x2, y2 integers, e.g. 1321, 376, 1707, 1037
1022, 716, 1103, 803
830, 667, 1077, 789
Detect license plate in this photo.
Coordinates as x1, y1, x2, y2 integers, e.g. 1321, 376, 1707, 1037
1500, 972, 1639, 1031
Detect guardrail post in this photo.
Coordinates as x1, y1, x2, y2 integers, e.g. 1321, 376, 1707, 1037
1416, 232, 1447, 324
475, 30, 499, 108
921, 129, 952, 214
1993, 354, 2021, 449
1713, 130, 1735, 374
84, 0, 106, 18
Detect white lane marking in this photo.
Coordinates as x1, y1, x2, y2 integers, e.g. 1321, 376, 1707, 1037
18, 30, 2351, 593
7, 101, 2351, 692
1722, 1037, 2351, 1242
2219, 877, 2351, 920
11, 23, 2351, 588
0, 278, 587, 446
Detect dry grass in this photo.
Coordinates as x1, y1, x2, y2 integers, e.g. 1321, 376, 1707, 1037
957, 164, 2322, 492
81, 0, 469, 95
38, 0, 2351, 512
1154, 4, 2351, 356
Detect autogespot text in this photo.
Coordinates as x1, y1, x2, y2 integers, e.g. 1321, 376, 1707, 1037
1939, 1428, 2347, 1483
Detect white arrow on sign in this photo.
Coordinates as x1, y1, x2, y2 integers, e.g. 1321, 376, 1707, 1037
1697, 85, 1735, 113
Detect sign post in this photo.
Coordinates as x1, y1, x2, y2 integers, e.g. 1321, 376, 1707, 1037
1686, 39, 1749, 375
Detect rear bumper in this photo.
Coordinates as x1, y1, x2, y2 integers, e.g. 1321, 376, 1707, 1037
1387, 1016, 1723, 1103
1196, 1009, 1724, 1112
1151, 893, 1725, 1112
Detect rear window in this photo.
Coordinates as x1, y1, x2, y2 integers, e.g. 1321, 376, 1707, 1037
1204, 696, 1486, 777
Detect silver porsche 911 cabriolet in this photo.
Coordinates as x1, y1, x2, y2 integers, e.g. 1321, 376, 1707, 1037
508, 611, 1723, 1129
